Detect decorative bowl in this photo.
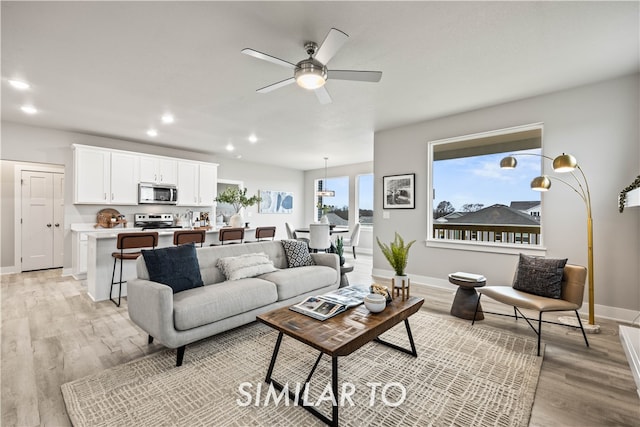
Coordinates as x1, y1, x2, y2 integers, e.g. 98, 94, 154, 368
364, 294, 387, 313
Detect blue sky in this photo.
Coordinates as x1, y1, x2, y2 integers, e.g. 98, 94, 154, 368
433, 149, 541, 210
322, 174, 373, 210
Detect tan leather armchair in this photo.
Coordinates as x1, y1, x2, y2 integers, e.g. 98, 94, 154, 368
472, 264, 589, 356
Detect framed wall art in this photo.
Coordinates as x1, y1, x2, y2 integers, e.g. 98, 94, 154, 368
259, 190, 293, 213
383, 173, 415, 209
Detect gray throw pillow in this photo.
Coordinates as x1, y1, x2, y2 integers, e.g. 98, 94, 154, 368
512, 253, 567, 299
142, 244, 204, 294
281, 239, 315, 268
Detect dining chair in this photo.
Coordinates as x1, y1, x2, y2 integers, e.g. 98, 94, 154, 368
285, 222, 296, 239
173, 229, 206, 247
342, 223, 361, 258
110, 232, 158, 307
308, 223, 331, 252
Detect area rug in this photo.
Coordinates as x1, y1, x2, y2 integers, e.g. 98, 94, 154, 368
61, 311, 543, 427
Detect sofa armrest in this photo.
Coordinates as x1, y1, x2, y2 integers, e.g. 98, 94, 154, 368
127, 278, 175, 345
311, 253, 340, 272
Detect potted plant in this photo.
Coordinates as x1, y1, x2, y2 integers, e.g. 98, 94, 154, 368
335, 236, 345, 266
214, 187, 261, 227
376, 232, 415, 289
316, 202, 333, 224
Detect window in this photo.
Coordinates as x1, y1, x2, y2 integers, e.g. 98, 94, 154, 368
316, 176, 349, 224
428, 124, 543, 250
358, 174, 374, 225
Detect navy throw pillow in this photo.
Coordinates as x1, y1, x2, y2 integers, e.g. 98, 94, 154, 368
142, 244, 204, 294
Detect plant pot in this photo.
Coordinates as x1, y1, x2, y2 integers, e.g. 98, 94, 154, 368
339, 256, 345, 266
229, 213, 244, 228
393, 275, 409, 289
320, 215, 330, 224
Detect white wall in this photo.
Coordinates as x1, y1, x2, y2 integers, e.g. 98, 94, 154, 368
0, 121, 304, 271
374, 74, 640, 318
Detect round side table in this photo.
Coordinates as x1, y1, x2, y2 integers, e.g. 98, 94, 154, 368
339, 263, 354, 288
448, 275, 486, 320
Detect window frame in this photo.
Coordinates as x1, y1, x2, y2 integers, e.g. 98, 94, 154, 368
426, 123, 547, 255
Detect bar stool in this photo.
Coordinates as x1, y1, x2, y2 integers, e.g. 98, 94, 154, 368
254, 226, 276, 241
211, 227, 245, 245
173, 229, 206, 247
110, 232, 158, 307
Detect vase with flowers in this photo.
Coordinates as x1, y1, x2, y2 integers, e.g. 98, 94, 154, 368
214, 187, 261, 228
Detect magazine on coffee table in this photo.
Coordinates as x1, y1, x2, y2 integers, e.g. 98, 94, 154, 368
290, 286, 370, 321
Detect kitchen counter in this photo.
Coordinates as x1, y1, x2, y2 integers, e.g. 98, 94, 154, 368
84, 227, 256, 302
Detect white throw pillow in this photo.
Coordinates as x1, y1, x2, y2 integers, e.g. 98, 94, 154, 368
216, 253, 277, 281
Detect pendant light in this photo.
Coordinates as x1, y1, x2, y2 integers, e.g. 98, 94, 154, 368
316, 157, 335, 197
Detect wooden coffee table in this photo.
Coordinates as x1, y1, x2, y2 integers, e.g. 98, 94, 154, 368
257, 296, 424, 427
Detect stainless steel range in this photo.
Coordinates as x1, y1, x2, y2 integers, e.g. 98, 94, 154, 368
134, 213, 181, 230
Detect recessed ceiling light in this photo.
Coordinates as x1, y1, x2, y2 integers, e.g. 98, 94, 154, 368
226, 143, 234, 152
9, 79, 30, 90
161, 114, 174, 124
147, 129, 158, 137
248, 134, 258, 143
20, 105, 37, 114
236, 155, 242, 159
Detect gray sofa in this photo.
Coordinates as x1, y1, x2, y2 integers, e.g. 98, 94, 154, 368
127, 240, 340, 366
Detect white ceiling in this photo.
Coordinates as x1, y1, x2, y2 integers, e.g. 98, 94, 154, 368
2, 1, 638, 170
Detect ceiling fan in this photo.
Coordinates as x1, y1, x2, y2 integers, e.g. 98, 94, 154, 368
241, 28, 382, 104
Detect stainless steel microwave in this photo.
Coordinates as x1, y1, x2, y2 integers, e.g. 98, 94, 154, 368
138, 183, 178, 205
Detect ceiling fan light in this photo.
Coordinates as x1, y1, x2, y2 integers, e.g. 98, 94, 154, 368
296, 73, 325, 89
295, 59, 327, 90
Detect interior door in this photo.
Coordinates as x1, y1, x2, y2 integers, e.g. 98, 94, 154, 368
53, 173, 64, 267
21, 171, 64, 271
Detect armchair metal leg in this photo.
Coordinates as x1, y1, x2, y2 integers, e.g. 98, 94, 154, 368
575, 310, 590, 348
471, 294, 482, 325
537, 312, 543, 356
514, 306, 518, 319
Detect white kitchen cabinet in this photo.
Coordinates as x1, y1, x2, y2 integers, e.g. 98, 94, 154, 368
177, 161, 199, 205
74, 146, 110, 203
110, 152, 139, 204
177, 161, 218, 206
198, 163, 217, 206
74, 145, 140, 205
140, 155, 177, 184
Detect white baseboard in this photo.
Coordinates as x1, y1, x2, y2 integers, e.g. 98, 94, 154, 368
1, 266, 18, 275
61, 268, 74, 277
372, 268, 640, 326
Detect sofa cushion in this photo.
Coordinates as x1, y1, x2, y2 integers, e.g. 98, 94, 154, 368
216, 252, 276, 281
142, 244, 204, 294
259, 266, 338, 300
281, 239, 315, 268
512, 253, 567, 299
173, 278, 278, 331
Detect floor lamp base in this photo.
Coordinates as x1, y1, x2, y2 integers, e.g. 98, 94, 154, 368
558, 315, 601, 334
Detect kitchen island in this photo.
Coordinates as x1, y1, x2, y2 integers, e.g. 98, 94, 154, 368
85, 228, 255, 302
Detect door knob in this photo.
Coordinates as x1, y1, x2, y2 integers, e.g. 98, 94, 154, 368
46, 223, 52, 227
55, 223, 60, 227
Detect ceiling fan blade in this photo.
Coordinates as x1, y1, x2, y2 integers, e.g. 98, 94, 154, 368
314, 28, 349, 65
314, 86, 332, 105
327, 70, 383, 83
241, 48, 297, 70
256, 77, 296, 93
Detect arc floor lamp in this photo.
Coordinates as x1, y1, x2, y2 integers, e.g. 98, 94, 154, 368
500, 153, 600, 331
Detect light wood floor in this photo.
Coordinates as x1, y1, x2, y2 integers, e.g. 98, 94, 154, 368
2, 253, 638, 426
